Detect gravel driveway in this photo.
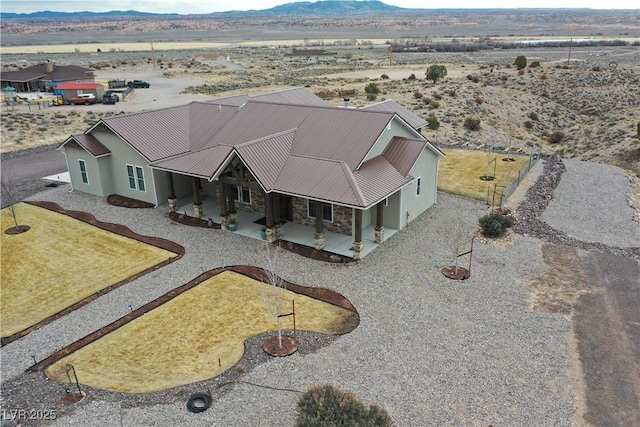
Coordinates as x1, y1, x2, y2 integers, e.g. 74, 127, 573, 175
1, 157, 638, 426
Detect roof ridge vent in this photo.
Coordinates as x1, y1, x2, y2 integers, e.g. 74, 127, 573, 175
238, 102, 247, 111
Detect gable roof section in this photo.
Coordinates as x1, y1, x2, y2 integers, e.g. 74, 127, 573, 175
354, 156, 414, 206
189, 103, 239, 151
383, 137, 429, 177
251, 87, 330, 107
55, 83, 101, 90
234, 129, 296, 189
59, 133, 111, 157
151, 144, 233, 178
363, 99, 427, 130
100, 104, 191, 162
273, 156, 366, 206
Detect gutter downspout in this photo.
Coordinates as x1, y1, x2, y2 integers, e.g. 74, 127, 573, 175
58, 147, 74, 193
150, 167, 159, 208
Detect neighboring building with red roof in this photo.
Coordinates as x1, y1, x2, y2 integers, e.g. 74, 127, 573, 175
53, 83, 105, 103
1, 62, 95, 93
58, 88, 444, 259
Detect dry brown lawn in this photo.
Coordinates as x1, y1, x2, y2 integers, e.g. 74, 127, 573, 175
0, 203, 177, 337
438, 149, 531, 202
45, 270, 358, 393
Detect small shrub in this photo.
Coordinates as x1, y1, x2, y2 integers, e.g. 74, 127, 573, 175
501, 75, 508, 81
413, 91, 423, 99
524, 120, 534, 129
540, 73, 547, 80
529, 112, 539, 121
518, 69, 525, 76
529, 60, 541, 68
422, 96, 432, 104
475, 96, 484, 105
467, 74, 480, 83
429, 99, 440, 109
548, 130, 565, 144
479, 212, 514, 238
295, 384, 393, 427
432, 92, 443, 100
381, 74, 389, 79
367, 93, 377, 101
426, 115, 440, 130
463, 117, 481, 131
592, 65, 602, 72
408, 73, 416, 80
514, 55, 527, 70
448, 89, 457, 97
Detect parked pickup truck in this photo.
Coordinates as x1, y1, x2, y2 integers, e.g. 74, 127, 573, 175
68, 94, 97, 105
102, 93, 119, 104
127, 80, 150, 88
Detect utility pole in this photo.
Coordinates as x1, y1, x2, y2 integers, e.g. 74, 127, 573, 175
150, 40, 157, 70
567, 37, 573, 66
389, 43, 393, 66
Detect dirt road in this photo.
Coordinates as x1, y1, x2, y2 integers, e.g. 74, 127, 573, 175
576, 252, 640, 427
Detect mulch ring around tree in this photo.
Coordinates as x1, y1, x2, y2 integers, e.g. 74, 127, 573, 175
4, 225, 30, 235
442, 266, 471, 280
263, 335, 299, 357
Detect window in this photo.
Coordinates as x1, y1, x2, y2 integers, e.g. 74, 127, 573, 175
127, 164, 146, 191
416, 177, 422, 196
308, 201, 333, 222
79, 159, 88, 184
233, 185, 251, 204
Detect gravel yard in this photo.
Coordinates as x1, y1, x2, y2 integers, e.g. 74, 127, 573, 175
4, 153, 638, 426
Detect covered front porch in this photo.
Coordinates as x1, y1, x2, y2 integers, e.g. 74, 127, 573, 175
172, 192, 397, 259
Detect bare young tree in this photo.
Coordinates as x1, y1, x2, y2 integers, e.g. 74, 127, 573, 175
1, 166, 20, 228
444, 216, 471, 276
258, 242, 288, 350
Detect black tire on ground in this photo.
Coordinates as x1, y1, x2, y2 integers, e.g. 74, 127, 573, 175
84, 101, 90, 105
186, 392, 212, 413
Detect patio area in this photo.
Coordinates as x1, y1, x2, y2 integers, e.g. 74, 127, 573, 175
174, 194, 397, 259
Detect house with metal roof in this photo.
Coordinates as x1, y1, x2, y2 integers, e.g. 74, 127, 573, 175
1, 62, 95, 93
58, 88, 444, 259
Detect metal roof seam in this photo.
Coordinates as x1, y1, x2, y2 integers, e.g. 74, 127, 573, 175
341, 161, 367, 206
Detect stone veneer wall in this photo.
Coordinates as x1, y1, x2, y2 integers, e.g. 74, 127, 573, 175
291, 197, 353, 236
213, 182, 265, 214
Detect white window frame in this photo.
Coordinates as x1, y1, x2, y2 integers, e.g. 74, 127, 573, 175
307, 200, 333, 222
233, 185, 251, 204
416, 176, 422, 197
126, 164, 146, 191
79, 159, 89, 184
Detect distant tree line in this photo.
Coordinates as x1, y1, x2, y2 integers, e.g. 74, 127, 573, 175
390, 38, 635, 53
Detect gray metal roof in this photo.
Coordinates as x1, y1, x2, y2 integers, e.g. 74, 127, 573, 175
363, 99, 427, 130
89, 88, 434, 208
60, 133, 110, 157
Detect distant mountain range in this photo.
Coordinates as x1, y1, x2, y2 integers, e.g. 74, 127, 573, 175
0, 1, 412, 20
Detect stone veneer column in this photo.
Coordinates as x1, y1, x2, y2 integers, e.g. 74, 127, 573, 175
168, 198, 178, 213
374, 226, 384, 244
193, 203, 203, 219
352, 241, 364, 260
275, 222, 283, 239
314, 232, 325, 250
266, 227, 276, 243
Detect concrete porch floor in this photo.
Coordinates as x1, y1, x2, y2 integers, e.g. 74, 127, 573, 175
172, 194, 397, 259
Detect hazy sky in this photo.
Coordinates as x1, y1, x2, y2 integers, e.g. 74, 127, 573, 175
2, 0, 637, 14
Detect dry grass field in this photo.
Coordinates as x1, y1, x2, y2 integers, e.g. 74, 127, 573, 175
437, 149, 531, 202
45, 270, 359, 393
0, 203, 178, 337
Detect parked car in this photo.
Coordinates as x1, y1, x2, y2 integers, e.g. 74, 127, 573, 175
68, 94, 97, 105
102, 93, 119, 104
127, 80, 150, 88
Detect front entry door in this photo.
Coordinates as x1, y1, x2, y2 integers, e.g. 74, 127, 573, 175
279, 195, 293, 221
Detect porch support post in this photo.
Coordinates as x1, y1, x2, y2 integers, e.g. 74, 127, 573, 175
375, 201, 384, 244
273, 193, 282, 239
265, 192, 276, 243
226, 184, 237, 226
353, 208, 363, 260
167, 172, 178, 212
192, 177, 203, 218
314, 201, 325, 250
219, 182, 229, 230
